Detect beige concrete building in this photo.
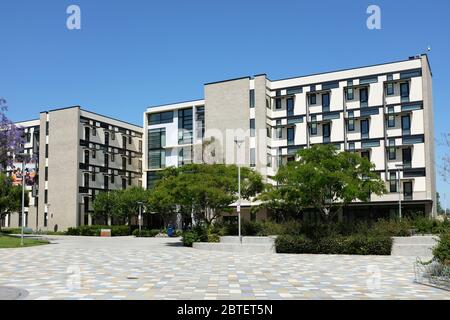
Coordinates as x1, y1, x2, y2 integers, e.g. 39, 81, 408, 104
3, 106, 143, 231
143, 54, 437, 219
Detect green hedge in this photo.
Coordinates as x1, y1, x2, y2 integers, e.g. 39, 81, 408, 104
275, 234, 392, 255
132, 229, 161, 237
432, 233, 450, 264
66, 225, 130, 236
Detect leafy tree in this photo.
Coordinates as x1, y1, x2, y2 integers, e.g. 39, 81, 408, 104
92, 191, 118, 224
0, 99, 25, 171
436, 192, 445, 215
0, 173, 29, 230
92, 186, 150, 226
112, 186, 150, 226
260, 144, 386, 221
153, 164, 264, 225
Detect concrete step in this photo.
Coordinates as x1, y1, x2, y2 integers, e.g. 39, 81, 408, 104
391, 236, 438, 258
192, 242, 275, 254
392, 235, 438, 245
219, 236, 276, 244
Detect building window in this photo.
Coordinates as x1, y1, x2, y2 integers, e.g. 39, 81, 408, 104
250, 148, 256, 167
104, 153, 109, 168
139, 140, 143, 152
111, 131, 116, 140
266, 126, 271, 138
250, 119, 255, 137
403, 181, 413, 200
348, 142, 355, 151
361, 151, 370, 161
310, 116, 317, 135
309, 94, 317, 105
178, 146, 193, 166
122, 178, 127, 190
92, 127, 97, 136
84, 173, 90, 188
287, 127, 295, 145
85, 127, 90, 141
360, 88, 368, 107
347, 111, 355, 131
149, 150, 165, 169
104, 175, 109, 190
347, 81, 354, 100
84, 150, 89, 164
361, 119, 369, 139
44, 190, 48, 204
178, 108, 193, 144
45, 144, 49, 158
146, 172, 159, 189
92, 172, 96, 182
267, 154, 272, 167
45, 167, 49, 181
388, 106, 395, 127
276, 120, 282, 139
105, 132, 109, 146
249, 90, 255, 108
148, 111, 173, 125
111, 152, 114, 162
386, 83, 394, 96
402, 148, 412, 168
388, 147, 396, 160
286, 98, 294, 116
275, 98, 281, 110
323, 123, 331, 143
128, 136, 132, 144
390, 172, 397, 192
322, 93, 330, 112
44, 212, 48, 227
45, 121, 49, 135
401, 115, 411, 135
400, 82, 410, 102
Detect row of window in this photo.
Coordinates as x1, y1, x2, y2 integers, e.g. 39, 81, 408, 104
83, 172, 132, 190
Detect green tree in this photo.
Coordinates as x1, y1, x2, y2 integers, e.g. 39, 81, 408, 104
92, 191, 118, 224
113, 186, 150, 226
154, 164, 263, 225
0, 173, 29, 230
260, 144, 386, 221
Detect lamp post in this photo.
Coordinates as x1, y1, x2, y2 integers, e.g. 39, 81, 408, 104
137, 201, 143, 234
234, 137, 244, 244
395, 164, 404, 220
17, 153, 28, 246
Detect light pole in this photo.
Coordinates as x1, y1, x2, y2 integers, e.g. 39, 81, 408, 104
395, 164, 404, 220
137, 201, 143, 234
234, 137, 244, 244
17, 153, 28, 246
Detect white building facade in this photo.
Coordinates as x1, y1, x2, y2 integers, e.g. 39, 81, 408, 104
143, 54, 436, 219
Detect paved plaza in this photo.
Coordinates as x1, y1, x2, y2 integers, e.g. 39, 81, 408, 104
0, 236, 448, 300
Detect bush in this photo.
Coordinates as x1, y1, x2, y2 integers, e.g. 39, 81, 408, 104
432, 233, 450, 265
0, 228, 23, 235
181, 231, 199, 247
132, 229, 160, 237
275, 234, 392, 255
370, 219, 412, 237
65, 225, 132, 237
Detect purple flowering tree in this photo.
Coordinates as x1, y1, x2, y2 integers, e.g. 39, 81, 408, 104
0, 98, 25, 172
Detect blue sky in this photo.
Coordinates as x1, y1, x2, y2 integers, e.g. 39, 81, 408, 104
1, 0, 449, 206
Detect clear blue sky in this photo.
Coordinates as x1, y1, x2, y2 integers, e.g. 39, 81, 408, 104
1, 0, 449, 207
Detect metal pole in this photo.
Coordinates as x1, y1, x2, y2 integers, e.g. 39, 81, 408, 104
21, 159, 25, 246
238, 164, 241, 244
398, 168, 402, 220
138, 203, 142, 234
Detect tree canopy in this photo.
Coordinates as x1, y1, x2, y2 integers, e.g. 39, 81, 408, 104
259, 144, 386, 221
0, 173, 29, 229
0, 98, 25, 171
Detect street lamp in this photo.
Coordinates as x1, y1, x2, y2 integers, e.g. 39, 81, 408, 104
137, 201, 143, 234
234, 137, 244, 244
395, 164, 404, 220
16, 153, 28, 246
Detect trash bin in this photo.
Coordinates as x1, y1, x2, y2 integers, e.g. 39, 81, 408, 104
167, 226, 174, 237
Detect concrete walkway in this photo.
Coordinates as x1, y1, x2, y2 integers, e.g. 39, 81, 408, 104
391, 236, 438, 259
0, 235, 448, 300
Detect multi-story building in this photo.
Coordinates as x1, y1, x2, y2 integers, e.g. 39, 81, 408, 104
143, 54, 436, 219
3, 106, 143, 231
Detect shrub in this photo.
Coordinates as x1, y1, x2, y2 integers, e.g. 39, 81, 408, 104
181, 231, 199, 247
65, 225, 132, 237
132, 229, 160, 237
370, 219, 411, 237
275, 234, 392, 255
432, 233, 450, 265
0, 228, 23, 235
